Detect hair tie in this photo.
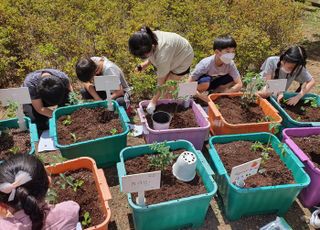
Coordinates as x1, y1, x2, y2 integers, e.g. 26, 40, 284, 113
0, 171, 32, 202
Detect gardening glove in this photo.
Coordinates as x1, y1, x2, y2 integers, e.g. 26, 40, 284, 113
287, 94, 302, 106
146, 101, 156, 114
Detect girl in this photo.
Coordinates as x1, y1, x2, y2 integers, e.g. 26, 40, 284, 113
129, 26, 194, 114
0, 154, 80, 230
259, 45, 316, 105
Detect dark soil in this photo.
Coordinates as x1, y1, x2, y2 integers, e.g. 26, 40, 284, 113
57, 107, 123, 145
125, 149, 207, 205
281, 100, 320, 122
291, 135, 320, 168
0, 128, 31, 161
214, 96, 266, 124
214, 141, 295, 188
50, 169, 105, 228
145, 103, 199, 129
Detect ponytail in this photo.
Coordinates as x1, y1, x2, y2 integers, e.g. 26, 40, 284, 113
140, 26, 158, 46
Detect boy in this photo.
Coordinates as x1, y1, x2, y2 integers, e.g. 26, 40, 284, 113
75, 57, 131, 109
23, 69, 73, 131
188, 35, 243, 102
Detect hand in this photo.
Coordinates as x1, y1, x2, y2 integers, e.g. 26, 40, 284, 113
146, 101, 156, 114
135, 64, 143, 72
277, 93, 284, 103
287, 94, 302, 106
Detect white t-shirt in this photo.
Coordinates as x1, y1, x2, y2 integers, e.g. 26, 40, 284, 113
148, 31, 194, 78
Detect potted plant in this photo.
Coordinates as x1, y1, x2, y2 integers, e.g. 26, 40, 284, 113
137, 81, 210, 150
269, 92, 320, 128
116, 140, 217, 230
208, 132, 310, 220
46, 157, 112, 230
208, 73, 282, 135
49, 100, 130, 168
283, 127, 320, 208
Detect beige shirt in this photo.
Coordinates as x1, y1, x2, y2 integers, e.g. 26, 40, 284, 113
148, 31, 194, 78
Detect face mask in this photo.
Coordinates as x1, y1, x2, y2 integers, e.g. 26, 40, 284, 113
220, 53, 235, 64
280, 67, 291, 74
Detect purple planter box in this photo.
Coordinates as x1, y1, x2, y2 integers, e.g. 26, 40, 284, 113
283, 127, 320, 208
138, 99, 210, 150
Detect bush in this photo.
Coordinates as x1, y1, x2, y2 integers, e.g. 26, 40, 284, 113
0, 0, 303, 102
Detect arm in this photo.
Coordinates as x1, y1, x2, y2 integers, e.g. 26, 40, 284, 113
136, 59, 151, 72
83, 82, 102, 101
111, 85, 125, 99
31, 99, 53, 118
223, 77, 243, 93
287, 78, 316, 106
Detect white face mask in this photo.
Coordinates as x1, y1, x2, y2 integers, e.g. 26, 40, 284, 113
220, 53, 235, 64
280, 67, 291, 74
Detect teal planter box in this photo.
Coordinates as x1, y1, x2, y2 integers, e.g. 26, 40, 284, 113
209, 132, 310, 221
50, 100, 130, 168
0, 117, 38, 160
269, 92, 320, 128
117, 140, 217, 230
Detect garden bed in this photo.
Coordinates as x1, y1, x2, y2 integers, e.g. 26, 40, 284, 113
125, 149, 206, 205
280, 100, 320, 122
214, 140, 295, 188
57, 107, 123, 145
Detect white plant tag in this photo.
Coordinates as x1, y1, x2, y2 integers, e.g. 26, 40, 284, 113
0, 87, 31, 130
266, 79, 287, 95
121, 170, 161, 206
178, 82, 197, 98
94, 75, 120, 111
230, 158, 261, 184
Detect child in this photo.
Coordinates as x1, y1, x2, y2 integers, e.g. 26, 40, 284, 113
23, 69, 73, 132
188, 35, 243, 103
129, 26, 194, 114
75, 57, 131, 109
258, 45, 316, 105
0, 154, 80, 229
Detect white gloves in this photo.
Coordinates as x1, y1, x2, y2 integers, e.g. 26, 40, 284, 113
146, 101, 156, 114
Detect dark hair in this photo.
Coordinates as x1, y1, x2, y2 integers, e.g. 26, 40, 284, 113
0, 154, 49, 230
75, 58, 97, 82
38, 75, 66, 106
274, 45, 307, 79
213, 35, 237, 51
128, 26, 158, 59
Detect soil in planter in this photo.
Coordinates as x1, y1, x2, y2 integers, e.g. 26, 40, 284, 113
57, 107, 123, 145
0, 128, 31, 161
214, 96, 266, 124
214, 141, 295, 188
291, 135, 320, 168
145, 103, 199, 129
50, 169, 105, 228
125, 149, 207, 205
280, 100, 320, 122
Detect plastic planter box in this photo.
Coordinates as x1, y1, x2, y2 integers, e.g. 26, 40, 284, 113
137, 99, 210, 150
49, 100, 130, 168
269, 92, 320, 128
46, 157, 112, 230
0, 117, 38, 160
208, 132, 310, 221
283, 127, 320, 208
117, 140, 217, 230
208, 92, 282, 135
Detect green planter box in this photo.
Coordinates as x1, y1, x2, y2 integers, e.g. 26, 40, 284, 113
49, 100, 130, 168
0, 117, 38, 160
117, 140, 217, 230
269, 92, 320, 128
208, 132, 310, 221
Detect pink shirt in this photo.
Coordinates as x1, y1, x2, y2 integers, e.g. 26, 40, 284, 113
0, 201, 80, 230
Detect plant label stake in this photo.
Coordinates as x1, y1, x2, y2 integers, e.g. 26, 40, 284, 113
230, 158, 261, 186
266, 79, 287, 96
0, 87, 31, 130
121, 170, 161, 206
94, 75, 120, 111
178, 82, 197, 108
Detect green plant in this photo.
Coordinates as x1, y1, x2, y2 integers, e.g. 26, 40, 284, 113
304, 97, 318, 108
70, 132, 77, 143
81, 211, 92, 228
250, 141, 272, 165
109, 128, 117, 135
8, 146, 20, 154
58, 173, 84, 192
67, 91, 83, 105
5, 101, 18, 119
45, 188, 58, 204
241, 72, 265, 109
149, 142, 178, 170
62, 115, 72, 126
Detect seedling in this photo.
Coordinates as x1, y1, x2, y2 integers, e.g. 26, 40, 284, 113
278, 143, 286, 158
8, 146, 20, 154
5, 101, 18, 118
67, 91, 83, 105
241, 72, 265, 109
45, 188, 58, 204
81, 211, 92, 228
149, 142, 178, 170
258, 115, 272, 122
304, 97, 318, 108
62, 115, 72, 126
251, 141, 272, 166
109, 128, 117, 135
70, 132, 77, 143
58, 173, 84, 192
